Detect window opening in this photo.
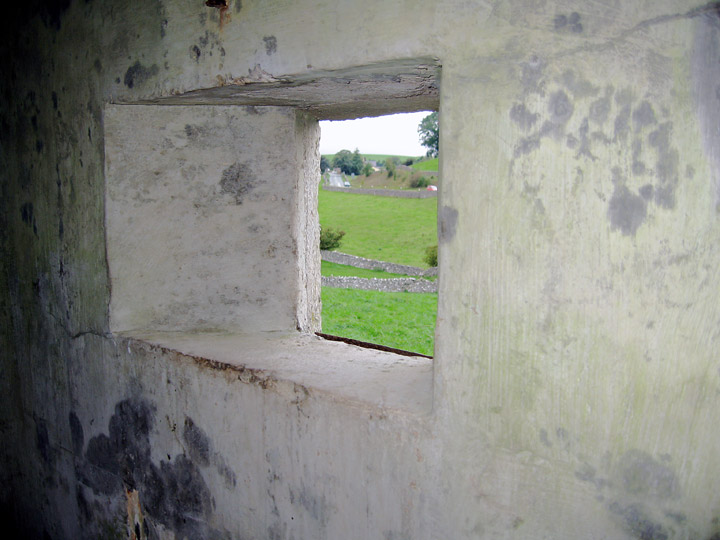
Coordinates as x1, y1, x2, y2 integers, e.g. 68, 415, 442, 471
317, 112, 439, 357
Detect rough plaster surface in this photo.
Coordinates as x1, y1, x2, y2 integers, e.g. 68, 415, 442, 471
2, 1, 720, 539
105, 104, 319, 333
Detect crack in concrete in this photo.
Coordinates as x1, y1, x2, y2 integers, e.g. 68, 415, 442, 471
553, 2, 720, 60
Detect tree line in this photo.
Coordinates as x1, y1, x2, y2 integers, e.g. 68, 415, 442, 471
321, 111, 439, 174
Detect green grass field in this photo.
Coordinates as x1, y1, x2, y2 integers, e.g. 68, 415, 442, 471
321, 288, 437, 356
318, 190, 437, 267
411, 157, 439, 171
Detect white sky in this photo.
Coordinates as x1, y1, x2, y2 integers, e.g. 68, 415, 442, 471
319, 111, 431, 156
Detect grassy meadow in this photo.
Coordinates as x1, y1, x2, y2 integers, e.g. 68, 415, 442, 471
411, 157, 439, 171
318, 189, 437, 267
321, 287, 437, 357
319, 188, 438, 355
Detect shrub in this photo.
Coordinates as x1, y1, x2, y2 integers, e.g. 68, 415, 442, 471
409, 174, 430, 189
424, 245, 438, 267
320, 226, 345, 250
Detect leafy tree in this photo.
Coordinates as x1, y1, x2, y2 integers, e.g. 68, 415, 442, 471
418, 112, 439, 157
362, 163, 373, 177
385, 156, 397, 178
332, 148, 363, 175
320, 156, 330, 172
351, 149, 363, 175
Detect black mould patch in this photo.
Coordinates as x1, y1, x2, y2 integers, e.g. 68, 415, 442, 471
589, 96, 611, 124
183, 417, 210, 466
554, 12, 583, 33
609, 502, 670, 540
20, 202, 34, 225
191, 44, 202, 62
608, 186, 646, 236
614, 104, 631, 141
575, 462, 597, 483
78, 398, 221, 539
289, 485, 330, 525
648, 123, 679, 209
539, 119, 564, 140
639, 184, 654, 201
20, 202, 37, 236
123, 61, 159, 89
40, 0, 72, 30
521, 55, 545, 95
632, 139, 646, 175
69, 411, 84, 455
509, 103, 539, 130
548, 90, 574, 125
575, 117, 596, 161
438, 205, 458, 243
633, 101, 657, 131
618, 449, 679, 499
664, 511, 687, 525
615, 88, 634, 107
184, 124, 205, 141
35, 418, 53, 465
160, 18, 168, 38
539, 428, 551, 447
561, 70, 598, 98
51, 91, 58, 110
514, 134, 542, 157
263, 35, 278, 55
220, 162, 255, 204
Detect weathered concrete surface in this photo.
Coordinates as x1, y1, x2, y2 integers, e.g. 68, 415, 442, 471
1, 1, 720, 539
105, 104, 320, 333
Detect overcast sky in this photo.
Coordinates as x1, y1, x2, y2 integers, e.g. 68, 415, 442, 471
319, 111, 432, 156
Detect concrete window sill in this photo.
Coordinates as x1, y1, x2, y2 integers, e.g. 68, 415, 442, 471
118, 331, 433, 415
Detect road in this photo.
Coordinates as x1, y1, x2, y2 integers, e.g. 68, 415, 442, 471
327, 171, 344, 187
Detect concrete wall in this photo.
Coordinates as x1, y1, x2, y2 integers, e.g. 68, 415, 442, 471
1, 1, 719, 539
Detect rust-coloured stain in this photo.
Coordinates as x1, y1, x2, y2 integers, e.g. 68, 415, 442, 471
126, 488, 145, 540
133, 339, 277, 390
205, 0, 231, 30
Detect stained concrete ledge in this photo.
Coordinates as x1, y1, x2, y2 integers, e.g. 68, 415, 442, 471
118, 331, 433, 415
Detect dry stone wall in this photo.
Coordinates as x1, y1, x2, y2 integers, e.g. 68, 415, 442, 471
321, 250, 438, 277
